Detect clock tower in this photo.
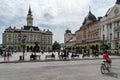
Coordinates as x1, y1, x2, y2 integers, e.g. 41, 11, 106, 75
27, 6, 33, 26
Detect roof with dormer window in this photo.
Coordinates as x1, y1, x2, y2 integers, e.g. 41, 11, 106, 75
83, 10, 97, 25
23, 26, 39, 31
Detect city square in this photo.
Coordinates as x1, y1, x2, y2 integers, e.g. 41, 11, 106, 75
0, 52, 120, 63
0, 59, 120, 80
1, 0, 120, 80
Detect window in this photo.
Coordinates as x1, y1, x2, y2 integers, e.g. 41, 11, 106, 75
96, 32, 98, 38
117, 21, 119, 26
110, 23, 112, 29
110, 33, 112, 40
115, 42, 119, 49
103, 34, 105, 41
103, 25, 104, 31
108, 43, 111, 49
117, 32, 119, 39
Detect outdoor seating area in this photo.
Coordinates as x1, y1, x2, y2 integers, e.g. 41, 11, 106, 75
30, 53, 41, 60
71, 53, 79, 59
0, 51, 120, 63
107, 50, 120, 56
45, 53, 55, 60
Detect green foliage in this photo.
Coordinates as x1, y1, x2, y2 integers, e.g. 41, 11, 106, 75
76, 46, 80, 49
21, 43, 26, 51
80, 46, 86, 49
100, 44, 109, 50
89, 45, 95, 50
21, 43, 26, 48
65, 46, 72, 50
118, 45, 120, 49
52, 41, 61, 51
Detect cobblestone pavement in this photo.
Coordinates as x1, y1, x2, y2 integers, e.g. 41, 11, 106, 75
0, 59, 120, 80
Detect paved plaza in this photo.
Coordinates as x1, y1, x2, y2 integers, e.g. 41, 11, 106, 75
0, 52, 120, 63
0, 59, 120, 80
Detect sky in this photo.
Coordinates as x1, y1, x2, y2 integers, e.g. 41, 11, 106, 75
0, 0, 116, 44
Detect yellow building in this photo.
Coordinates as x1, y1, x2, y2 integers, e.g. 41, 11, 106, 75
2, 7, 53, 52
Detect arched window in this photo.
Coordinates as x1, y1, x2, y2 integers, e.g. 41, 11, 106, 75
103, 34, 105, 42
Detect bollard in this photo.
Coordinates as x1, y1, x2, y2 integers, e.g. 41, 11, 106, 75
19, 56, 23, 60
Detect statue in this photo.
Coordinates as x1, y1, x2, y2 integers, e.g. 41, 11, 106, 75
33, 42, 39, 52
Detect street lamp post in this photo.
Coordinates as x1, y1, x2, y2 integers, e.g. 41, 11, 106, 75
18, 36, 21, 52
21, 35, 27, 60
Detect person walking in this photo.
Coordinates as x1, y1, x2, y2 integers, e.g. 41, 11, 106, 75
6, 52, 10, 61
3, 52, 7, 61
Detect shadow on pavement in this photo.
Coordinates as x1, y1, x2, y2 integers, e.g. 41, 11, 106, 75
104, 72, 118, 78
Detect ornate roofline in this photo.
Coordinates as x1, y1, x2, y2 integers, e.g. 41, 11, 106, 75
116, 0, 120, 4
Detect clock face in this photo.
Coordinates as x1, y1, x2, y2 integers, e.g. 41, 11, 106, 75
114, 7, 119, 14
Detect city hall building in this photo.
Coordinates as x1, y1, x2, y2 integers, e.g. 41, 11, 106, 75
2, 7, 53, 52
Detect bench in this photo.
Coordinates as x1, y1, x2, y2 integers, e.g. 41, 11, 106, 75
45, 54, 55, 60
71, 54, 79, 59
59, 54, 68, 60
30, 54, 41, 60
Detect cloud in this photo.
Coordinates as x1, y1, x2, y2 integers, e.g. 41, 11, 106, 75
43, 12, 54, 21
0, 0, 116, 44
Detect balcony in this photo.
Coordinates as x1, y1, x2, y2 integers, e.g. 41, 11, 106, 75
86, 37, 100, 42
106, 37, 112, 42
114, 37, 120, 41
100, 40, 107, 44
82, 40, 86, 43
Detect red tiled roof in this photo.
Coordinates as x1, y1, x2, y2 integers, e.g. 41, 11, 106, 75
70, 36, 76, 42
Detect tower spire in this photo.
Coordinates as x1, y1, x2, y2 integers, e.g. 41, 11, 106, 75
89, 6, 91, 12
116, 0, 120, 4
28, 5, 32, 14
27, 5, 33, 26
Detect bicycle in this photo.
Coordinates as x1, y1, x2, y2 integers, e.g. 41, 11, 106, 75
101, 61, 111, 74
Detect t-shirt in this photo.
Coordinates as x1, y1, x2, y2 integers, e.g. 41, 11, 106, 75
102, 53, 109, 62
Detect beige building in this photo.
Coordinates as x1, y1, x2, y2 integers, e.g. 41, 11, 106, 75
75, 10, 101, 50
64, 29, 76, 48
101, 0, 120, 49
2, 7, 53, 52
64, 0, 120, 51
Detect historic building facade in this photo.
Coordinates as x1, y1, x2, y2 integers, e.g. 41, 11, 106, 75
101, 0, 120, 49
2, 7, 53, 52
75, 10, 101, 50
64, 29, 76, 48
64, 10, 101, 51
65, 0, 120, 51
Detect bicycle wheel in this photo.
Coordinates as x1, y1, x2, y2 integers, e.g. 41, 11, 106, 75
107, 64, 111, 72
101, 64, 106, 74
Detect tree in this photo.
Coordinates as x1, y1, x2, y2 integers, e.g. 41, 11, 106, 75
89, 45, 96, 55
100, 44, 109, 51
65, 46, 71, 50
21, 43, 26, 60
80, 46, 86, 49
76, 46, 80, 49
118, 44, 120, 49
52, 41, 61, 51
89, 45, 95, 50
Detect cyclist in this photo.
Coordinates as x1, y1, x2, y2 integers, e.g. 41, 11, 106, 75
102, 51, 111, 67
